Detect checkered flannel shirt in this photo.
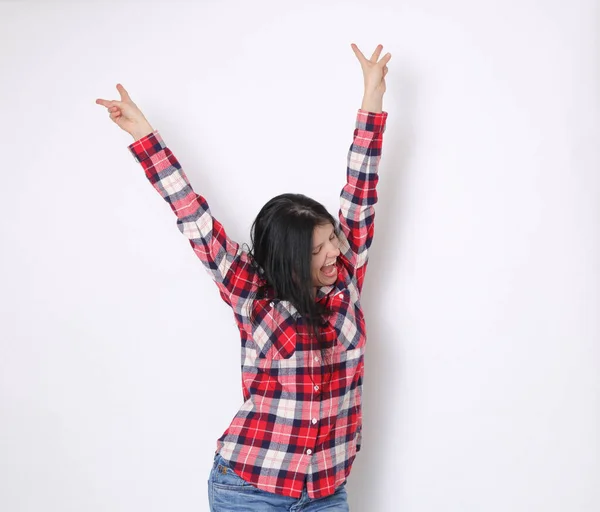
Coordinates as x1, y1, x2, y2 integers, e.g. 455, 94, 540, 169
127, 109, 388, 498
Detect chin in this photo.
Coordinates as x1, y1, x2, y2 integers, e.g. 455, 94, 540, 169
324, 275, 337, 285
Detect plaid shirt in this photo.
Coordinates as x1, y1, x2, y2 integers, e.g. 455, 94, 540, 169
128, 109, 388, 499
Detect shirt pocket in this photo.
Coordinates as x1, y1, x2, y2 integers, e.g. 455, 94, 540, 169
329, 290, 367, 351
250, 299, 298, 360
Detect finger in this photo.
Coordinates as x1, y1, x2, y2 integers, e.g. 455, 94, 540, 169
117, 83, 131, 101
383, 67, 388, 76
350, 43, 368, 65
370, 44, 383, 62
96, 98, 114, 108
96, 98, 124, 109
379, 52, 392, 66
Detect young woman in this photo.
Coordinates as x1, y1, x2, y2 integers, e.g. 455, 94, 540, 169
96, 43, 390, 512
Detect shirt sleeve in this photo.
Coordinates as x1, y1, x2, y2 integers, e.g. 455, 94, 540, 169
127, 130, 253, 308
338, 109, 388, 292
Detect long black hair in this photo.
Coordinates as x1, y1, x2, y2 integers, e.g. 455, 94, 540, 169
247, 193, 338, 342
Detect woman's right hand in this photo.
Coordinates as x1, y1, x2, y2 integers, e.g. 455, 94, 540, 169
96, 84, 154, 141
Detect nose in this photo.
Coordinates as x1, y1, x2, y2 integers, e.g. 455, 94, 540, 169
330, 240, 340, 257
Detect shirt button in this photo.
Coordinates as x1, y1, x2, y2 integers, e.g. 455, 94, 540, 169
312, 418, 317, 424
314, 356, 319, 362
339, 293, 344, 300
269, 302, 274, 307
307, 449, 312, 455
314, 385, 319, 391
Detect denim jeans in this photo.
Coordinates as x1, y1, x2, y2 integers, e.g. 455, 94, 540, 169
208, 453, 350, 511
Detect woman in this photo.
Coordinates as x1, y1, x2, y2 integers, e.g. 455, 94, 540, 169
96, 43, 390, 512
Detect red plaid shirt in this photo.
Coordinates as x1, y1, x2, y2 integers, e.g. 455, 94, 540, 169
128, 109, 388, 499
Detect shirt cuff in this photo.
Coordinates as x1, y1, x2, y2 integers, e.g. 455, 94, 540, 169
127, 130, 165, 163
356, 109, 388, 133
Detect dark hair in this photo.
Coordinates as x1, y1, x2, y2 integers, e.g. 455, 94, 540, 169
247, 193, 337, 342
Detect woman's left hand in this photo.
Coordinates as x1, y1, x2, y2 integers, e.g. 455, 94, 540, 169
351, 43, 391, 96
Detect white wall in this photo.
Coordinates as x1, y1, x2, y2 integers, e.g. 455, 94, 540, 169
1, 1, 598, 511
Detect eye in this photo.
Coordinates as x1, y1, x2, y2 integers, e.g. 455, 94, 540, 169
313, 232, 337, 255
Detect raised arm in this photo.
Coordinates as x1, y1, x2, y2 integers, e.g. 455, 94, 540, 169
338, 44, 391, 291
128, 132, 253, 307
96, 85, 253, 308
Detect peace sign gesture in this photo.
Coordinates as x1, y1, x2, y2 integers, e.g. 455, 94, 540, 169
351, 43, 391, 97
95, 84, 154, 140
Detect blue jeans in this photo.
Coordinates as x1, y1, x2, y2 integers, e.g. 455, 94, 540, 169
208, 453, 350, 511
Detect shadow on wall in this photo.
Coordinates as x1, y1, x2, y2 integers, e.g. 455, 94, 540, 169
347, 68, 418, 511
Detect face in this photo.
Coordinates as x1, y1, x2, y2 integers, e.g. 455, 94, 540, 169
311, 223, 341, 289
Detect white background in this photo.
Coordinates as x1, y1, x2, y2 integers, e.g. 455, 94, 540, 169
1, 1, 598, 511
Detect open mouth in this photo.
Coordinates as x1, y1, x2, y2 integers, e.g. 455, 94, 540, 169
321, 261, 337, 277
